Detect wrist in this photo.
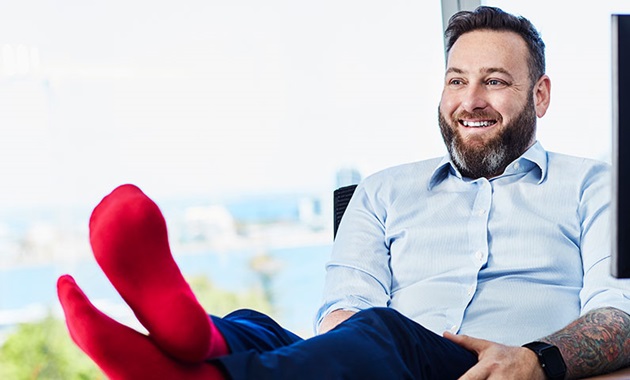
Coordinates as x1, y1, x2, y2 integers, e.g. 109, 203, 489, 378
522, 346, 548, 380
522, 341, 567, 380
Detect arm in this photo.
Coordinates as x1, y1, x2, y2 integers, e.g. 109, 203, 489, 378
554, 164, 630, 377
541, 306, 630, 379
315, 180, 392, 334
446, 307, 630, 380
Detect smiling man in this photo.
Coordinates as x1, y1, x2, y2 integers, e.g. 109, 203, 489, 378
57, 6, 630, 380
319, 6, 630, 380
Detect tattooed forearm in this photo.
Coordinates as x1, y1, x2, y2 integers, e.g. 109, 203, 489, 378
541, 307, 630, 379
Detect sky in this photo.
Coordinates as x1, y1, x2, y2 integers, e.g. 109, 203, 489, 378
0, 0, 629, 208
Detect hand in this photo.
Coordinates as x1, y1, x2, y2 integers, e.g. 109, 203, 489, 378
318, 309, 357, 334
443, 332, 546, 380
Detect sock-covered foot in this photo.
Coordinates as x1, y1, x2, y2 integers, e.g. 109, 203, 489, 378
89, 184, 228, 362
57, 275, 226, 380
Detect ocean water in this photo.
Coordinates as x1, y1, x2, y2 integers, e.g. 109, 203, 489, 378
0, 191, 334, 340
0, 243, 332, 338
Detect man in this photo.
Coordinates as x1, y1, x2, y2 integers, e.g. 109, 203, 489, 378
317, 6, 630, 379
57, 6, 630, 379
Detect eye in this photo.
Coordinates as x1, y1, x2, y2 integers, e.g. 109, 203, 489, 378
486, 79, 506, 86
448, 78, 464, 86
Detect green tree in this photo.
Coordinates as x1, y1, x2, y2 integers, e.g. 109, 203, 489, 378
0, 315, 102, 380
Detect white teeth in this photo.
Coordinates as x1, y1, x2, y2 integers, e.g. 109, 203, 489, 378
462, 120, 494, 127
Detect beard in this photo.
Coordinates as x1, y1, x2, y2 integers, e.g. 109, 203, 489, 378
438, 96, 537, 179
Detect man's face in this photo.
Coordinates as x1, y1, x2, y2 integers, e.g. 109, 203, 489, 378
438, 30, 548, 179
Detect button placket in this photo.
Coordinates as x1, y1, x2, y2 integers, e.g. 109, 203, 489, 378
466, 284, 475, 296
468, 179, 491, 267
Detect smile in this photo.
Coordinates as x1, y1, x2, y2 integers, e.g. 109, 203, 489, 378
460, 120, 497, 128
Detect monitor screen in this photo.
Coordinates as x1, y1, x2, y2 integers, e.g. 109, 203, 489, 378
612, 14, 630, 278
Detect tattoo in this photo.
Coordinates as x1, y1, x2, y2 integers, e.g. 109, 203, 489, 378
541, 307, 630, 379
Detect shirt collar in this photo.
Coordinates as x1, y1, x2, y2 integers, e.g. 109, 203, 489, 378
428, 141, 548, 189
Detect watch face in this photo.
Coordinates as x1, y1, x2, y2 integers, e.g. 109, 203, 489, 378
542, 346, 567, 378
524, 342, 567, 380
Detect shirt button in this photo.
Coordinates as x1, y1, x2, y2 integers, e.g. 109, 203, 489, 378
450, 325, 459, 334
475, 250, 484, 261
467, 285, 475, 296
477, 208, 486, 216
513, 162, 521, 170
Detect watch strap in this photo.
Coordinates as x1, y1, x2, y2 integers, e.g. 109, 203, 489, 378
522, 341, 567, 380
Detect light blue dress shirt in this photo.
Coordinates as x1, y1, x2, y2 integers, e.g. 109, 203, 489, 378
316, 142, 630, 346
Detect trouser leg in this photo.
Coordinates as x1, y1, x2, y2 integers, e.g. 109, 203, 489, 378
211, 307, 477, 380
211, 309, 304, 353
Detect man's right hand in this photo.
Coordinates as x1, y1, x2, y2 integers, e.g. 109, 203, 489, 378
318, 310, 357, 334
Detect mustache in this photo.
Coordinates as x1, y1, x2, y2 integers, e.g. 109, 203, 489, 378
453, 110, 502, 121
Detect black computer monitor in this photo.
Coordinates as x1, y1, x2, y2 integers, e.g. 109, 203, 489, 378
612, 14, 630, 278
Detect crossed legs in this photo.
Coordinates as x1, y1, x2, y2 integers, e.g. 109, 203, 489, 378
57, 184, 228, 379
57, 184, 477, 379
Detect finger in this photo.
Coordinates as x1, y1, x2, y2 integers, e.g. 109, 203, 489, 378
443, 331, 462, 342
443, 332, 489, 353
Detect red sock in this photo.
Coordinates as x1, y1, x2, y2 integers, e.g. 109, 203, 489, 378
57, 275, 225, 380
89, 184, 228, 362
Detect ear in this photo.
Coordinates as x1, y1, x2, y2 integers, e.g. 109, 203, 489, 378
533, 75, 551, 118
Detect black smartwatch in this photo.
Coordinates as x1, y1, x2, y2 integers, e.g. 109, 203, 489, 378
522, 341, 567, 380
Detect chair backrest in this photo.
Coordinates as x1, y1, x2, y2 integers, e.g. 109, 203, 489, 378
333, 184, 358, 239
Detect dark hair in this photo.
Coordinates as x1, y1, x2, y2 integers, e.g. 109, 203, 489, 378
445, 6, 545, 84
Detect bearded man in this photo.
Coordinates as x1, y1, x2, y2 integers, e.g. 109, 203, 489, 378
57, 6, 630, 380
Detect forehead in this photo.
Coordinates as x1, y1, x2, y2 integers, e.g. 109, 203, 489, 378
446, 30, 529, 77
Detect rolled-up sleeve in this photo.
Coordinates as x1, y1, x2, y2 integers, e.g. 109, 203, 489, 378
314, 179, 393, 332
579, 162, 630, 316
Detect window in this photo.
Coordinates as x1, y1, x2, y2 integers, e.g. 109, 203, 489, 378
0, 1, 445, 344
3, 0, 628, 366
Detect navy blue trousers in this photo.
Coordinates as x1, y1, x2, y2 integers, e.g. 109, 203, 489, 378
210, 308, 477, 379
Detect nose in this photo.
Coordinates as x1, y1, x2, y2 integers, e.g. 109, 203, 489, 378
460, 84, 488, 112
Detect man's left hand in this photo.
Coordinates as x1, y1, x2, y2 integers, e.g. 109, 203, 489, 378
443, 332, 546, 380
